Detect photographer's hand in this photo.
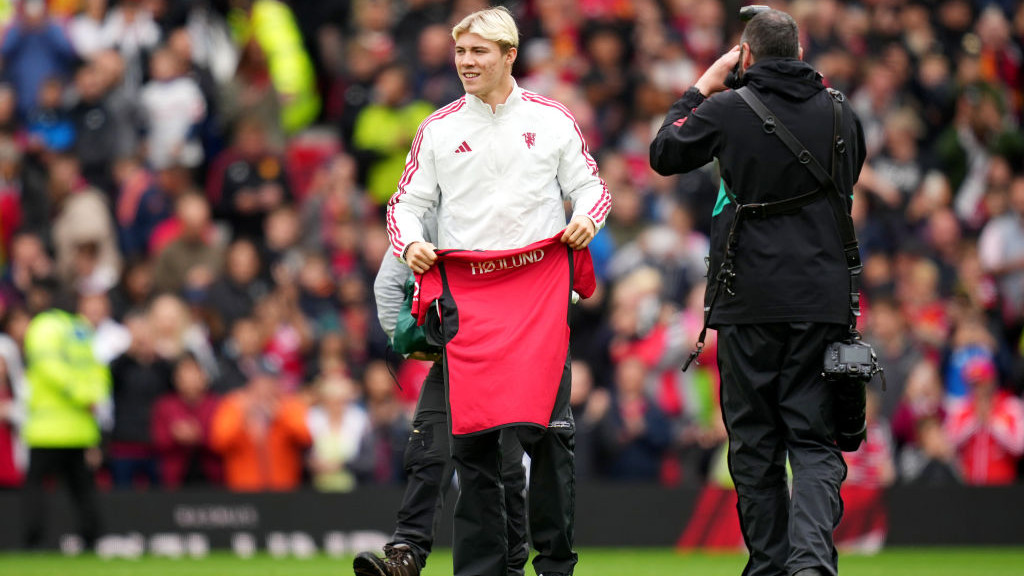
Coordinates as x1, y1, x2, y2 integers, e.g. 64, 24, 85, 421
694, 45, 743, 97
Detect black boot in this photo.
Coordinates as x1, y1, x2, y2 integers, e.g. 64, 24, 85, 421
353, 544, 421, 576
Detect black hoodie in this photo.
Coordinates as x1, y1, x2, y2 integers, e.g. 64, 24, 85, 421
650, 58, 867, 326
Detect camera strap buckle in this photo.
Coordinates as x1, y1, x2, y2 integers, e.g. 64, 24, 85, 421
742, 203, 766, 219
845, 247, 862, 268
717, 264, 737, 297
682, 342, 704, 372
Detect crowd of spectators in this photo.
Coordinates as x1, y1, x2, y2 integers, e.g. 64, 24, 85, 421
0, 0, 1022, 494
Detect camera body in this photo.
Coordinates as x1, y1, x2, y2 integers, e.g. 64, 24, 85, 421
823, 339, 880, 380
823, 339, 881, 452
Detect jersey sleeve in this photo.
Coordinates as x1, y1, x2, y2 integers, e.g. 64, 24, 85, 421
387, 122, 440, 259
649, 87, 722, 176
555, 111, 611, 230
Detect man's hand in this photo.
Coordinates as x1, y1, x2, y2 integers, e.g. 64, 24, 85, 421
171, 419, 202, 445
694, 45, 743, 97
85, 447, 103, 470
560, 215, 596, 251
405, 241, 438, 274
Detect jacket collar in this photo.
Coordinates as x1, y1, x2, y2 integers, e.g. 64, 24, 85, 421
464, 79, 522, 117
742, 58, 824, 102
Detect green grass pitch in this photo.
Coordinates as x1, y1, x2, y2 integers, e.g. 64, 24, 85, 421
2, 548, 1024, 576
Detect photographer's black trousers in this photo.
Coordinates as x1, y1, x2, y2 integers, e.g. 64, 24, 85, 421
389, 363, 528, 574
717, 322, 848, 576
451, 355, 577, 576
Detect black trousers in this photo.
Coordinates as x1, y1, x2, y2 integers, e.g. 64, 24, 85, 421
451, 355, 577, 576
390, 363, 528, 574
22, 447, 101, 549
717, 323, 848, 576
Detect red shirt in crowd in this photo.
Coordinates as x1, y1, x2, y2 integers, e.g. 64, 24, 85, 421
945, 391, 1024, 485
843, 420, 895, 488
0, 383, 21, 487
151, 392, 223, 488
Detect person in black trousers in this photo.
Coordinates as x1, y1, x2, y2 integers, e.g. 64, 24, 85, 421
20, 287, 112, 550
390, 7, 609, 574
354, 232, 527, 576
651, 9, 867, 576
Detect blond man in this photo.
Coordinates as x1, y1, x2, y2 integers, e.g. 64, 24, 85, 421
382, 6, 610, 576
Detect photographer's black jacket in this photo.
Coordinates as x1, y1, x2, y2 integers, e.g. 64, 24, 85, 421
650, 59, 866, 326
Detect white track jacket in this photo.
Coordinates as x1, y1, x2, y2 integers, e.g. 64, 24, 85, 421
387, 82, 611, 257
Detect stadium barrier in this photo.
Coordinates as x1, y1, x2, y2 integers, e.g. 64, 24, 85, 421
0, 484, 1022, 554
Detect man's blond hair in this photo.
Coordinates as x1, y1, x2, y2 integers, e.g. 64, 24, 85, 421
451, 6, 519, 52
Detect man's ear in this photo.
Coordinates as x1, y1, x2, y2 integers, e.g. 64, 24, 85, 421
741, 42, 754, 70
798, 44, 804, 61
506, 47, 518, 67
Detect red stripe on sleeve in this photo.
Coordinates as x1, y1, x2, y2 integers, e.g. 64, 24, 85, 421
386, 97, 466, 254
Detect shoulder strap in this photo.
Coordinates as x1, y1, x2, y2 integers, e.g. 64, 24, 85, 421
735, 86, 862, 332
735, 87, 836, 192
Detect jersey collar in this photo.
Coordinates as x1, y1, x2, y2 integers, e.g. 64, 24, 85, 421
465, 79, 523, 117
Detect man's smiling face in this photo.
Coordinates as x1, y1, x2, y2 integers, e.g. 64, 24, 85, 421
454, 32, 516, 105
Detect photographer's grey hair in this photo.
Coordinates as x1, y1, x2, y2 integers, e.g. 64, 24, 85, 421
742, 10, 800, 60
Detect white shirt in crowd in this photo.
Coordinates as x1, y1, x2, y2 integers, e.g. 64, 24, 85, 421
139, 76, 206, 169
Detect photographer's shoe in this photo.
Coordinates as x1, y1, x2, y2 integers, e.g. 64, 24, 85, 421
353, 544, 420, 576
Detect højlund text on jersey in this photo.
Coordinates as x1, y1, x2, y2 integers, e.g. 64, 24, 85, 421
469, 249, 546, 275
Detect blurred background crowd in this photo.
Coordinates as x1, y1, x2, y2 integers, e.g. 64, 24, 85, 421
0, 0, 1022, 496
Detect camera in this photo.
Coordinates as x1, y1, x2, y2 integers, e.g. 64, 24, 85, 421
823, 339, 880, 380
823, 339, 883, 452
724, 5, 772, 90
738, 4, 772, 22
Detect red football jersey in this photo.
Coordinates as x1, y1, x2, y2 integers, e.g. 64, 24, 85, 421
412, 233, 595, 435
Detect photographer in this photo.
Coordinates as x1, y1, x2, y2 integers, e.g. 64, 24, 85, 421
650, 9, 866, 576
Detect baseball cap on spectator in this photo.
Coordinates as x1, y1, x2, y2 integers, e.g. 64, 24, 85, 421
961, 356, 997, 387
